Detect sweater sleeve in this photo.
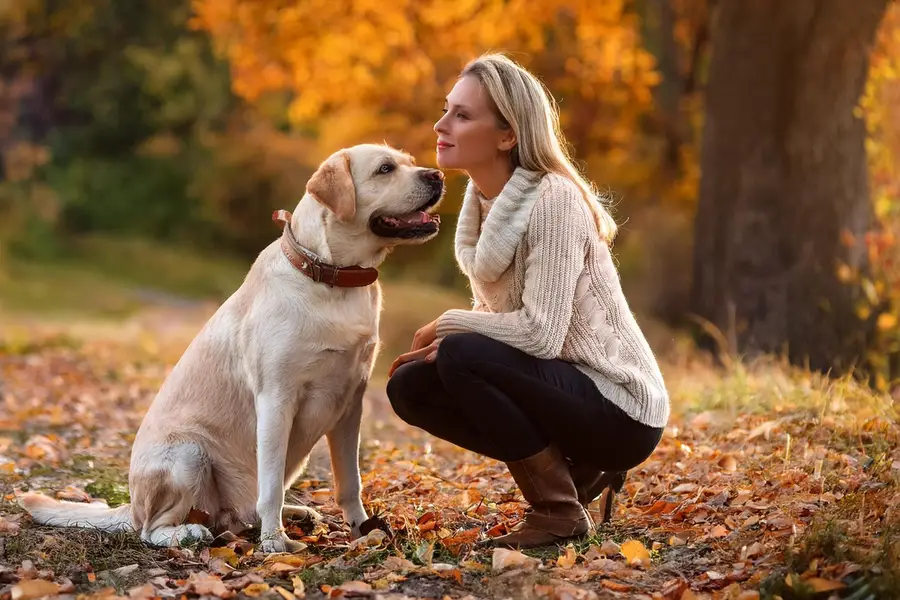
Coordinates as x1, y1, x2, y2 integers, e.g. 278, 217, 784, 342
435, 186, 589, 359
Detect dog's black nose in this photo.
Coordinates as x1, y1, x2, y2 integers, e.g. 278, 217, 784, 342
421, 169, 444, 182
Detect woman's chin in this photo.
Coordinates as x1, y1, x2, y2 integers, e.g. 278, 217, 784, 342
436, 157, 465, 171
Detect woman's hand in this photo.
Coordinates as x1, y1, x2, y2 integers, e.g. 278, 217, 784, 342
388, 341, 440, 377
410, 319, 439, 351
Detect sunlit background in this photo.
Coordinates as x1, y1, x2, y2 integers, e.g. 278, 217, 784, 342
1, 0, 899, 384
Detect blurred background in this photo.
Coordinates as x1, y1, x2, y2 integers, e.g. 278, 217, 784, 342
1, 0, 898, 387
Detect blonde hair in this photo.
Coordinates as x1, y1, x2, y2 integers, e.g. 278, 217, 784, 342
461, 52, 618, 242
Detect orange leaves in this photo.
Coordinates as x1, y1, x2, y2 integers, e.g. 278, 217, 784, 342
441, 526, 480, 555
191, 0, 659, 163
3, 325, 895, 600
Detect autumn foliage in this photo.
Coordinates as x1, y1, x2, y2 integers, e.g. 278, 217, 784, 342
189, 1, 661, 187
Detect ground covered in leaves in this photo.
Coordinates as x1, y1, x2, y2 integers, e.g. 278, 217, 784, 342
1, 311, 899, 600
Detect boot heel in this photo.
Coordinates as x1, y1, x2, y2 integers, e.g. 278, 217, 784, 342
595, 471, 627, 524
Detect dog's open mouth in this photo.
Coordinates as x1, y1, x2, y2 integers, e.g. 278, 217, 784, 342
370, 202, 441, 239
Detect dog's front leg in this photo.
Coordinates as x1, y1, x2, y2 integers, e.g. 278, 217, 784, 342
326, 387, 368, 538
256, 391, 304, 553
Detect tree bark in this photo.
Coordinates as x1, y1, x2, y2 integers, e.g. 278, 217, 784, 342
691, 0, 889, 373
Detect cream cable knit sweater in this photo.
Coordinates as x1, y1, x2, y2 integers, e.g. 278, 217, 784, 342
435, 168, 670, 428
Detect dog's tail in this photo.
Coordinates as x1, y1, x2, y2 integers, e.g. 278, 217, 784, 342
20, 493, 134, 533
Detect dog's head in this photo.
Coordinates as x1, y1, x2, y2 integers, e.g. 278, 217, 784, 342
305, 144, 444, 245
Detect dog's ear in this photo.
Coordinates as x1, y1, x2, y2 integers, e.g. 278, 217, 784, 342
306, 151, 356, 222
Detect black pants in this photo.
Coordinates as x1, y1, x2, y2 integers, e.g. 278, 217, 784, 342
387, 332, 663, 469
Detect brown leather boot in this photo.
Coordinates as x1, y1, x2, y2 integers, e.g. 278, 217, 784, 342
569, 465, 627, 523
491, 446, 590, 549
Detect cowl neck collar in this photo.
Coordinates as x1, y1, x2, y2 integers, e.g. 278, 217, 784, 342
454, 168, 543, 283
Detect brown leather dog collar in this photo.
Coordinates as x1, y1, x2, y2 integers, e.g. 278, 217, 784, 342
272, 209, 379, 288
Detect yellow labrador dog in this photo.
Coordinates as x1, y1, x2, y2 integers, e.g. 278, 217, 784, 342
22, 144, 444, 553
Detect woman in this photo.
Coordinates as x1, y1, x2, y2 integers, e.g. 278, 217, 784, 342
386, 53, 669, 549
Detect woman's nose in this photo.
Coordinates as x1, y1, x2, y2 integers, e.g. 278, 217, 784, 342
434, 114, 448, 134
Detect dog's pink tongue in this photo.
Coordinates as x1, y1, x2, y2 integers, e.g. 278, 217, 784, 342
396, 211, 430, 224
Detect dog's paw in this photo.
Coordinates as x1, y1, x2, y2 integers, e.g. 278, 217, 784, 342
258, 530, 305, 554
282, 504, 323, 523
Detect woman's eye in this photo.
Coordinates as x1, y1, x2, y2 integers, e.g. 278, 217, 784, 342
379, 164, 395, 174
456, 113, 468, 120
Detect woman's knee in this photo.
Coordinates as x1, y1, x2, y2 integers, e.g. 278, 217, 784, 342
386, 362, 431, 422
436, 332, 493, 369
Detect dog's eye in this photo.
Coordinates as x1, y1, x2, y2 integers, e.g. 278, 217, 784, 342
378, 163, 395, 174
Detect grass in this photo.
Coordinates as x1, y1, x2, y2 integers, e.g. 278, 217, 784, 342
1, 493, 175, 594
0, 234, 251, 318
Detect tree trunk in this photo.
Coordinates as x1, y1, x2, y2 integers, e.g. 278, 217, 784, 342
691, 0, 889, 373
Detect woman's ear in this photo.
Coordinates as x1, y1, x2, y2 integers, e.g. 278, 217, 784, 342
498, 130, 517, 152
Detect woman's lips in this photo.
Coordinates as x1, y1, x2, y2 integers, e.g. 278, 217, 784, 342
437, 141, 454, 149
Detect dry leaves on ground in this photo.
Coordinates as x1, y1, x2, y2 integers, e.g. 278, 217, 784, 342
1, 323, 898, 599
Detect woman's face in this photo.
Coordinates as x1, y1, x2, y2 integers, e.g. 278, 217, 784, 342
433, 76, 515, 171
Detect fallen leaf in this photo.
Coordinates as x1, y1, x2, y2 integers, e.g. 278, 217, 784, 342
803, 577, 845, 592
415, 540, 435, 567
382, 556, 418, 572
127, 584, 156, 600
557, 544, 577, 569
748, 420, 780, 441
273, 586, 297, 600
348, 528, 387, 550
210, 546, 240, 567
189, 572, 230, 597
620, 539, 651, 566
599, 539, 621, 556
309, 488, 332, 504
743, 542, 764, 558
718, 455, 738, 472
492, 548, 540, 571
269, 562, 304, 573
243, 583, 271, 597
673, 483, 699, 493
600, 580, 632, 592
11, 580, 60, 600
291, 575, 306, 597
660, 578, 689, 600
339, 581, 372, 592
441, 527, 480, 554
0, 516, 21, 535
709, 525, 729, 538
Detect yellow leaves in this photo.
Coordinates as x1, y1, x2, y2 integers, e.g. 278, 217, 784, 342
242, 583, 271, 597
210, 546, 241, 568
556, 544, 577, 569
619, 539, 651, 567
876, 312, 897, 331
